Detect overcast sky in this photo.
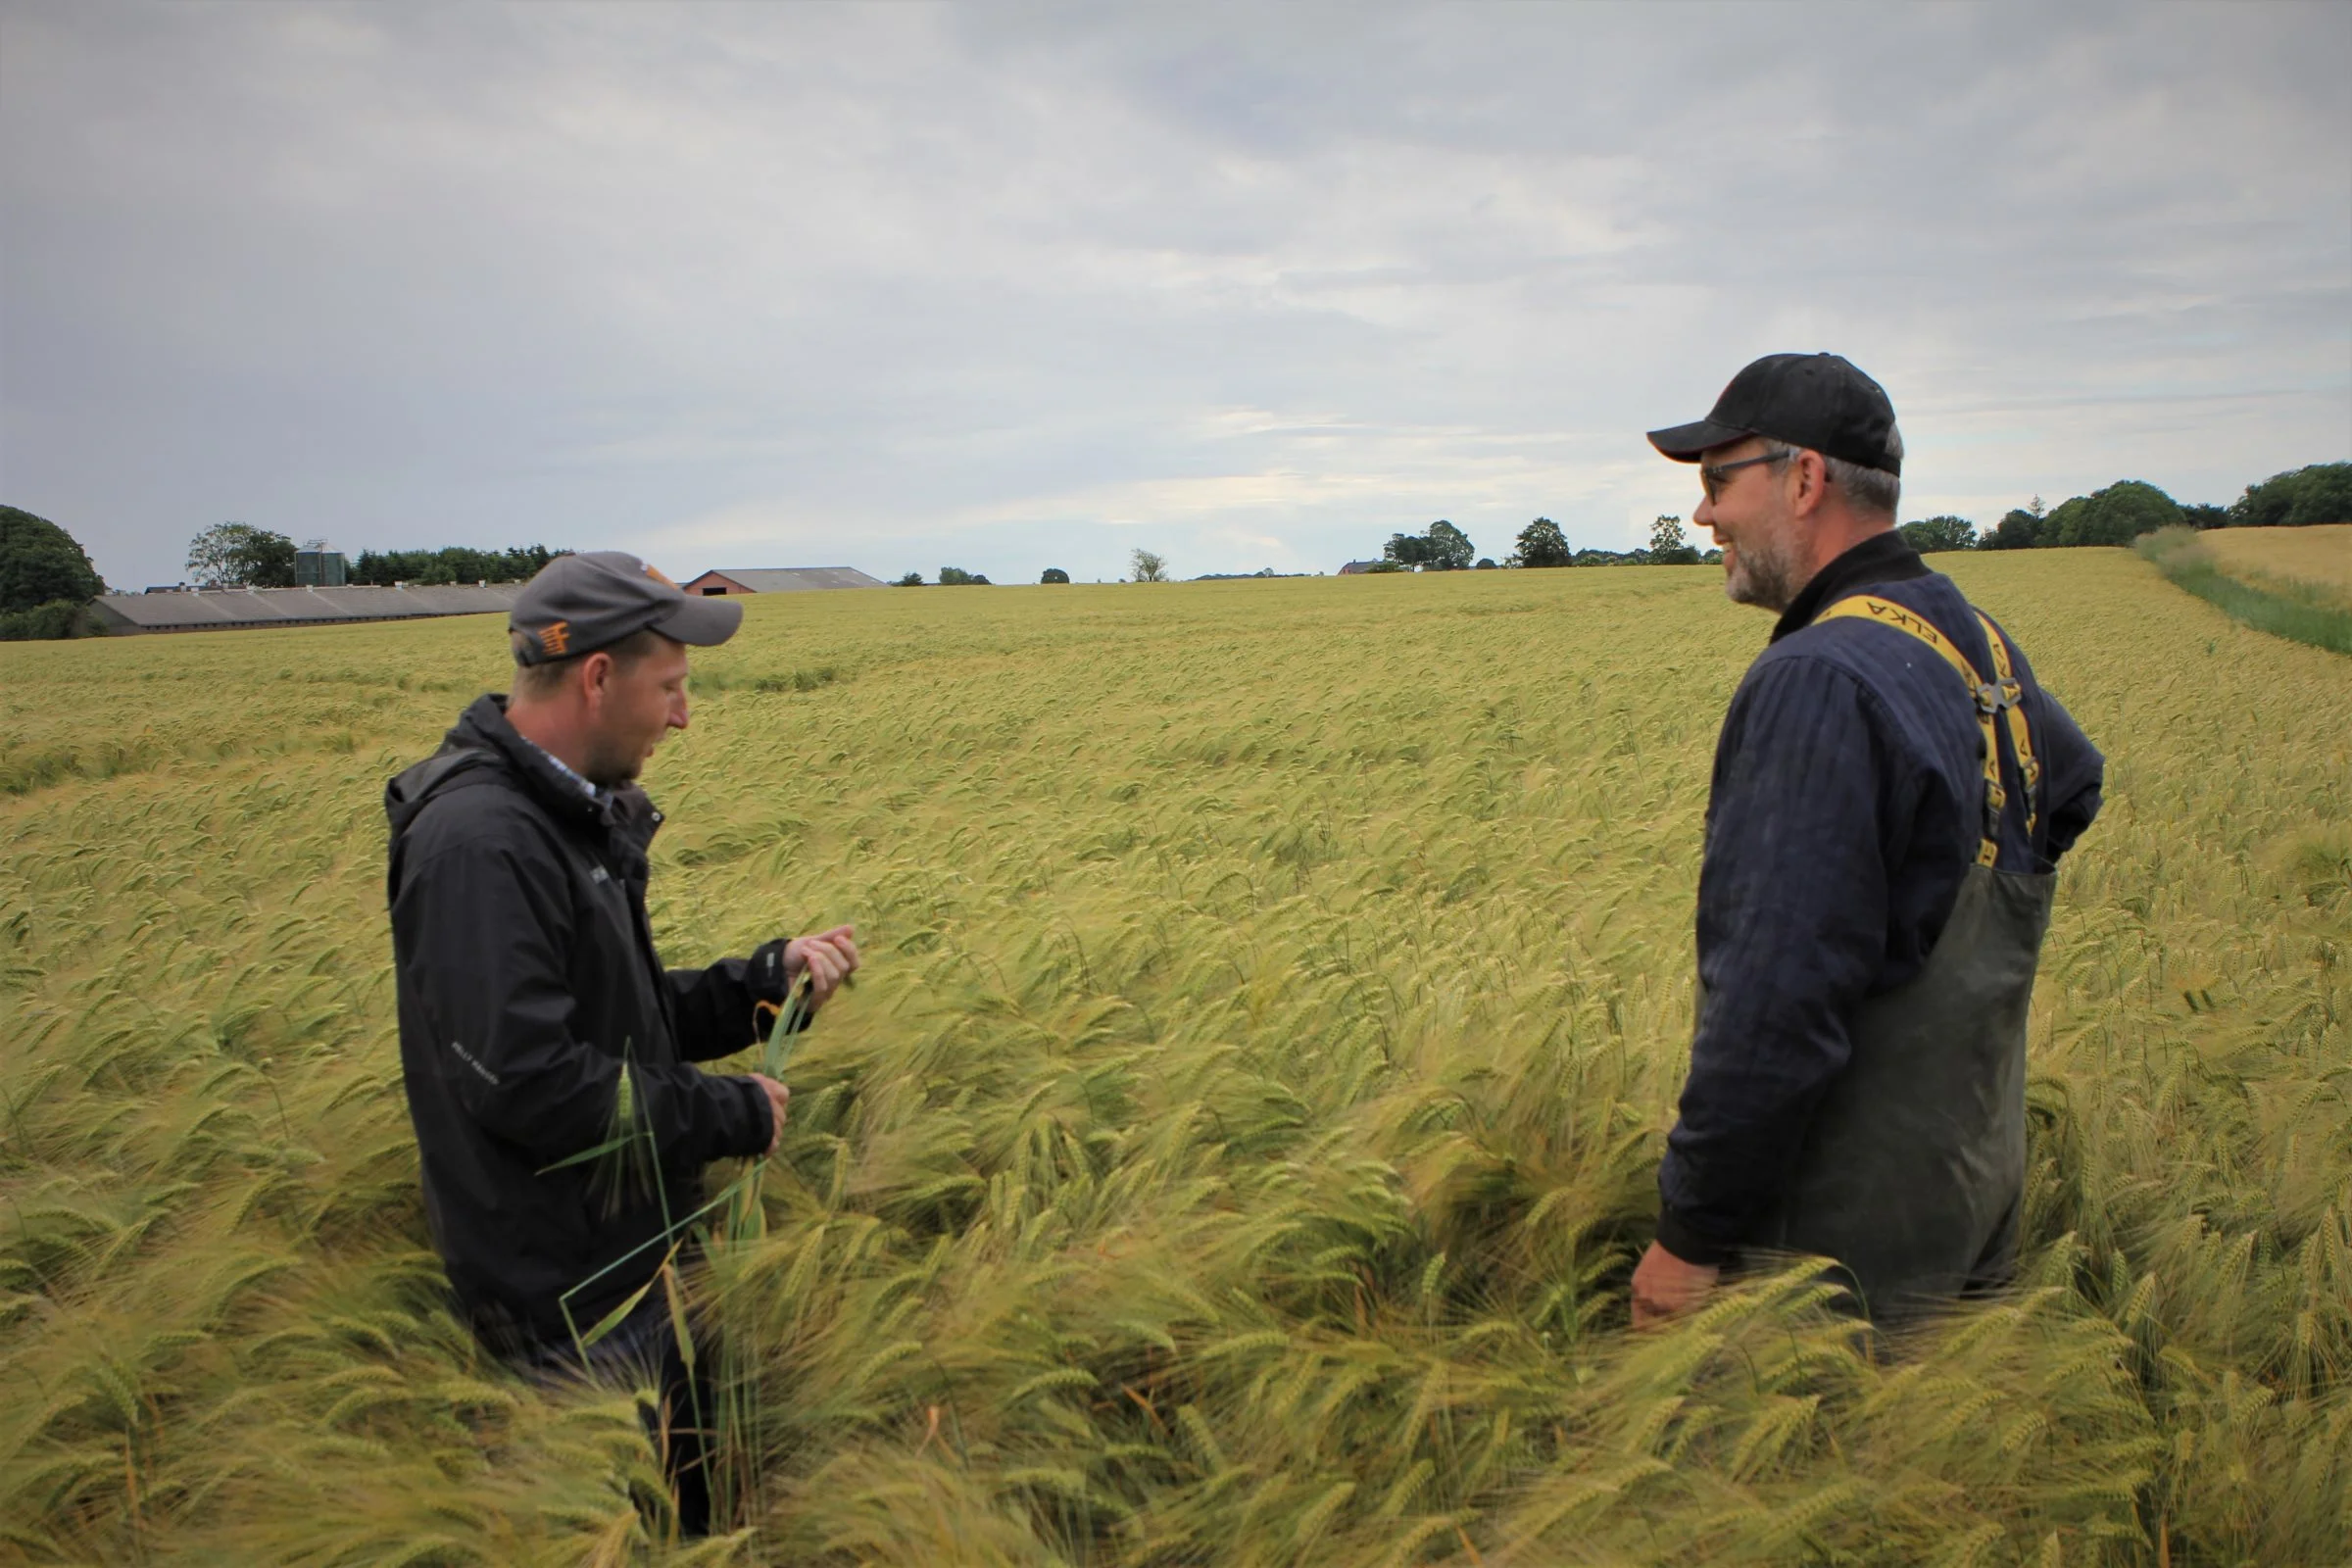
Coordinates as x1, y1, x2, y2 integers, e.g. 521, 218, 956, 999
3, 2, 2346, 589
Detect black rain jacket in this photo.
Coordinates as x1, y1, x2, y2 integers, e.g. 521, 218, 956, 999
385, 694, 796, 1351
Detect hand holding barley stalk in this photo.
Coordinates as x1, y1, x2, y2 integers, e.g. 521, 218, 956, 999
748, 925, 858, 1152
553, 922, 863, 1535
553, 924, 861, 1334
782, 924, 860, 1016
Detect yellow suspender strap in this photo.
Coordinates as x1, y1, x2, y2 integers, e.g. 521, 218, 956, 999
1811, 595, 2036, 867
1971, 610, 2040, 839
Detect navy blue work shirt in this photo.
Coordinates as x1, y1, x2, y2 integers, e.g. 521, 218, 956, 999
1655, 532, 2104, 1267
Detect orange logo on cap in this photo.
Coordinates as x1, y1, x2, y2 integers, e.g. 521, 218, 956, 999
540, 619, 571, 657
643, 564, 677, 589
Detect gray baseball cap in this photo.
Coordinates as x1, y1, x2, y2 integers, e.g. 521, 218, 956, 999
509, 551, 742, 664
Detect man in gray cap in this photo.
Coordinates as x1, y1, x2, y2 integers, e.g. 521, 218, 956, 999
1630, 355, 2104, 1329
384, 550, 858, 1532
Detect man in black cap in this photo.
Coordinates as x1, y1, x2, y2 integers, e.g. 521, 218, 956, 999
384, 550, 858, 1530
1630, 354, 2104, 1328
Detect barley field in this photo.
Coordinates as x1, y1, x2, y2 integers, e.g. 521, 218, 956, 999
2198, 525, 2352, 605
2, 551, 2347, 1566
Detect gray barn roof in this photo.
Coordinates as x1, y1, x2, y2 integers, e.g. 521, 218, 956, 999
91, 583, 523, 633
695, 567, 885, 591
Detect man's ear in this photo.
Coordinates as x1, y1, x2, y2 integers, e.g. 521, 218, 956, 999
1788, 449, 1830, 517
577, 650, 615, 710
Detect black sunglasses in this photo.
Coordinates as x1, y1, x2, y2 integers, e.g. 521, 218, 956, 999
1699, 448, 1799, 502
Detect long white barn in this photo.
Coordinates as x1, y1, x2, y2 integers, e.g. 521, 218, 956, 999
90, 583, 523, 634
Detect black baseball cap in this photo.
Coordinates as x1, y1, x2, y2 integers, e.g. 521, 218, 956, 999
509, 550, 743, 665
1646, 352, 1903, 475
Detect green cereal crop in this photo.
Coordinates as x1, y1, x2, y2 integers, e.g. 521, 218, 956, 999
1, 551, 2345, 1563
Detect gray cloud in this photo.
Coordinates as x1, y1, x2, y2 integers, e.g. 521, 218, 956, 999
3, 0, 2345, 588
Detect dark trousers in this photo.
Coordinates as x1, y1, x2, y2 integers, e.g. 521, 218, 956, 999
499, 1296, 716, 1538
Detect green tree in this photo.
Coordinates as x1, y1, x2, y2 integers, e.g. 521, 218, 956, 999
187, 522, 298, 588
939, 566, 991, 585
2041, 480, 2181, 547
1382, 532, 1430, 568
1510, 517, 1573, 568
1983, 503, 2043, 550
2231, 462, 2352, 528
1130, 549, 1169, 583
1898, 514, 1978, 553
1386, 520, 1475, 570
2231, 474, 2296, 529
2180, 503, 2230, 530
1041, 567, 1070, 584
894, 571, 925, 586
0, 505, 105, 613
0, 600, 101, 641
2286, 462, 2352, 524
1647, 515, 1701, 565
1425, 520, 1474, 571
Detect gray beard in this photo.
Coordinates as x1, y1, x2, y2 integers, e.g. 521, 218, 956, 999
1724, 535, 1804, 612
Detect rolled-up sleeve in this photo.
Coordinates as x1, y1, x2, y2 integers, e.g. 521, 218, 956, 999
1657, 658, 1906, 1265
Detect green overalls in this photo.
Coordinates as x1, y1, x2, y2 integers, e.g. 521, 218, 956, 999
1756, 594, 2055, 1324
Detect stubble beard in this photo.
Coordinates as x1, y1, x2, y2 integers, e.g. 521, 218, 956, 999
582, 732, 650, 789
1723, 532, 1804, 612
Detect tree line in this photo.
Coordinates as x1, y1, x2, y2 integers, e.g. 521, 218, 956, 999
1369, 515, 1720, 570
349, 544, 565, 585
894, 567, 996, 585
1923, 462, 2351, 553
1, 514, 575, 640
176, 523, 566, 587
896, 551, 1166, 585
6, 464, 2342, 643
1392, 461, 2349, 567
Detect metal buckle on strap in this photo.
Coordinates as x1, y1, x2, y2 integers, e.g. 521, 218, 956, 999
1974, 680, 2021, 715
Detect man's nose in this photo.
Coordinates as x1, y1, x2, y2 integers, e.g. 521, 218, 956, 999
670, 696, 690, 731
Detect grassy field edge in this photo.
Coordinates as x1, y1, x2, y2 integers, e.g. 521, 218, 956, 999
2135, 526, 2352, 655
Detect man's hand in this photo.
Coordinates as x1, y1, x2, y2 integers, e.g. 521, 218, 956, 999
784, 924, 860, 1008
748, 1072, 791, 1155
1631, 1241, 1721, 1329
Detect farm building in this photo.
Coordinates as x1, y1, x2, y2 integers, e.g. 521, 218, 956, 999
295, 548, 349, 587
1337, 561, 1383, 575
680, 567, 886, 595
89, 583, 522, 635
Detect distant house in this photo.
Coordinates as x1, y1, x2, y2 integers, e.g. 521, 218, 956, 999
680, 567, 886, 596
1337, 561, 1382, 575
